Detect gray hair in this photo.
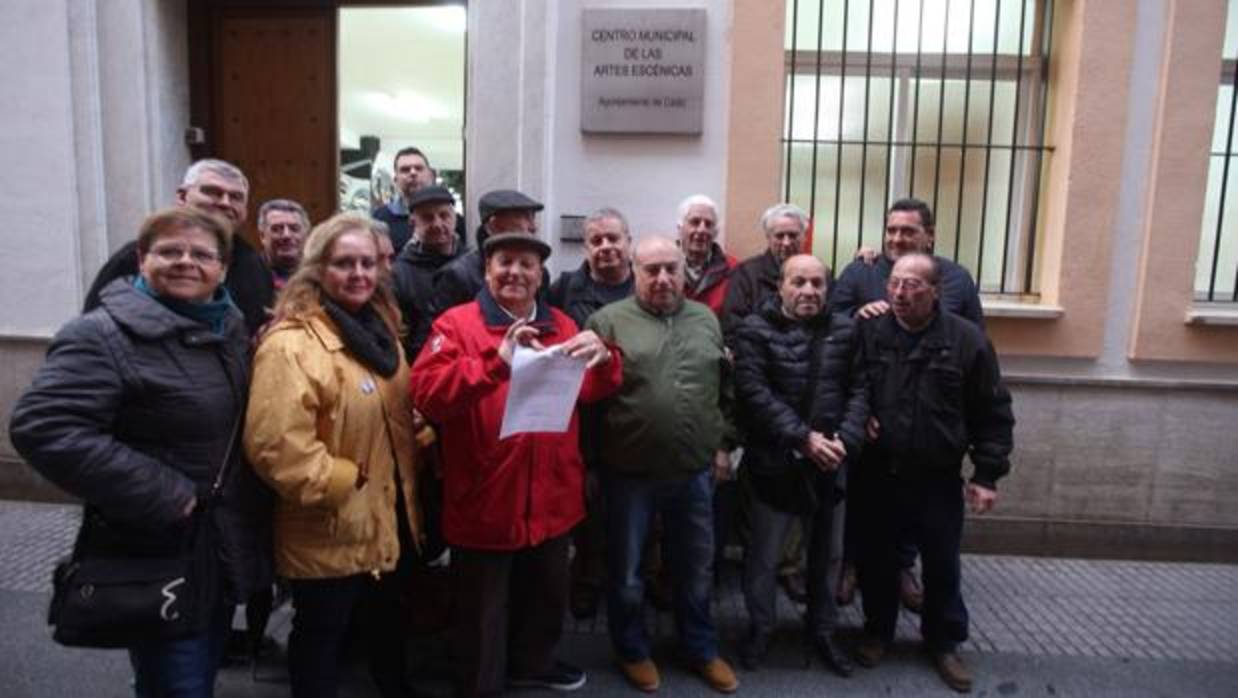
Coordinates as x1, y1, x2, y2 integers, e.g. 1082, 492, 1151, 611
584, 207, 630, 237
257, 198, 309, 229
675, 194, 719, 226
181, 158, 249, 192
760, 203, 809, 234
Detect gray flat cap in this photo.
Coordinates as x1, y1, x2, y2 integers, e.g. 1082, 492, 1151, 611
478, 189, 544, 222
407, 185, 456, 211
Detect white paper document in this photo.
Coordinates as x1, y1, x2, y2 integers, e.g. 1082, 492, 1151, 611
499, 344, 588, 439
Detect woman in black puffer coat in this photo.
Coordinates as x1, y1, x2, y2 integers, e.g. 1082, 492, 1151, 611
9, 207, 272, 697
731, 255, 867, 676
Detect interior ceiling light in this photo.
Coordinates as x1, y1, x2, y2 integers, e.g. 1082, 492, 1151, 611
360, 90, 449, 123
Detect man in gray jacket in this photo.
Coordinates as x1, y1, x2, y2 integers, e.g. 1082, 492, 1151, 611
586, 236, 739, 695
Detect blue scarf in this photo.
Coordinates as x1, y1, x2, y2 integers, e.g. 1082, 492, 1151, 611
133, 276, 236, 335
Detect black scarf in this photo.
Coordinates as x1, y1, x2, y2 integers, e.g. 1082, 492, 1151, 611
322, 299, 399, 378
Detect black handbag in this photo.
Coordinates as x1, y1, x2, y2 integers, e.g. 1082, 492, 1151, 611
47, 418, 240, 649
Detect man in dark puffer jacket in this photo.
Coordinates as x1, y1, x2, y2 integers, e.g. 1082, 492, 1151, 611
732, 254, 867, 676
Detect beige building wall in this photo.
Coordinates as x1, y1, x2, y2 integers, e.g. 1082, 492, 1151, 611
1130, 0, 1238, 363
722, 0, 1238, 560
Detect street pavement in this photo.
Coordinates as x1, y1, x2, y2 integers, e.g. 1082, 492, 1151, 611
1, 499, 1235, 697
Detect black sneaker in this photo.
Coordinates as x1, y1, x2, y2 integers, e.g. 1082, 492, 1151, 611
509, 660, 587, 691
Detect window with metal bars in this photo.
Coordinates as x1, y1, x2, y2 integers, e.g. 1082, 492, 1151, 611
781, 0, 1054, 297
1197, 0, 1238, 303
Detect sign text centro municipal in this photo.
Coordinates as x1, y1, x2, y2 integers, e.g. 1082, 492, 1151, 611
581, 8, 706, 134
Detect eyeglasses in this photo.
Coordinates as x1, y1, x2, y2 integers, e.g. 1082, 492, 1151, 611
886, 276, 928, 292
195, 184, 247, 203
148, 244, 222, 265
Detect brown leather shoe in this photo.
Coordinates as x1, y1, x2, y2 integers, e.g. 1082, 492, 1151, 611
854, 635, 887, 668
697, 657, 739, 693
900, 567, 924, 613
933, 652, 973, 693
619, 658, 660, 692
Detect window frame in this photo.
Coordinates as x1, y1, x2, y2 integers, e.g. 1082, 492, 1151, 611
780, 0, 1054, 298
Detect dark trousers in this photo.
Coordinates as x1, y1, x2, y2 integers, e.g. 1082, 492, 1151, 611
854, 470, 968, 652
737, 470, 805, 577
743, 490, 840, 636
571, 485, 606, 594
361, 500, 419, 698
451, 534, 571, 697
287, 575, 368, 698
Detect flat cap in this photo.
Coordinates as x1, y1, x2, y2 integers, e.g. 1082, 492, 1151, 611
482, 232, 552, 261
478, 189, 544, 222
407, 185, 456, 211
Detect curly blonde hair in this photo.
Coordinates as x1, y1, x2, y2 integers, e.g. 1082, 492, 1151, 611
270, 212, 402, 339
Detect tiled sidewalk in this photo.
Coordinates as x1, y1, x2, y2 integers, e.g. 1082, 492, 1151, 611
5, 499, 1237, 666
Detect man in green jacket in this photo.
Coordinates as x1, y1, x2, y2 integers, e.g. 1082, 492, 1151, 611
586, 236, 739, 694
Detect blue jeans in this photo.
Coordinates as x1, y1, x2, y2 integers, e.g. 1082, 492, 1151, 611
604, 469, 718, 664
128, 600, 233, 698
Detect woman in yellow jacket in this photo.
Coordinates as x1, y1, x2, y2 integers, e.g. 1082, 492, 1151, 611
244, 212, 420, 698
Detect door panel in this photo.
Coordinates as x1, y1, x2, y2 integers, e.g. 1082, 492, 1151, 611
211, 9, 336, 246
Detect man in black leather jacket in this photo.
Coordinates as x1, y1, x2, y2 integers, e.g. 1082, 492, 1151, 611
548, 207, 634, 329
82, 159, 275, 338
547, 207, 634, 620
851, 253, 1014, 693
732, 254, 867, 676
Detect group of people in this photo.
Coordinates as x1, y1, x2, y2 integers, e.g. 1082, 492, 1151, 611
8, 149, 1014, 698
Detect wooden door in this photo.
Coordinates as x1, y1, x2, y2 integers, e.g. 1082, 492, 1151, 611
202, 7, 337, 247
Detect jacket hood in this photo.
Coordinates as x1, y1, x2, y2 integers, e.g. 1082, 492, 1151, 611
99, 277, 242, 342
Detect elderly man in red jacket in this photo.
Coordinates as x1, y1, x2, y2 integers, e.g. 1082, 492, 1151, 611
410, 230, 622, 697
676, 194, 737, 316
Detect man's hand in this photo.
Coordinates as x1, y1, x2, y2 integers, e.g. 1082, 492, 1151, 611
856, 300, 891, 320
965, 483, 998, 514
498, 319, 544, 364
854, 246, 879, 265
802, 431, 846, 472
711, 449, 733, 483
559, 330, 611, 368
865, 416, 881, 441
180, 496, 197, 519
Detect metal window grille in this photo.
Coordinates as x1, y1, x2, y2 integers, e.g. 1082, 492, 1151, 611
1198, 1, 1238, 303
781, 0, 1054, 296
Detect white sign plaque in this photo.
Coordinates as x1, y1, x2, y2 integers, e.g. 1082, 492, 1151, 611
581, 8, 706, 134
